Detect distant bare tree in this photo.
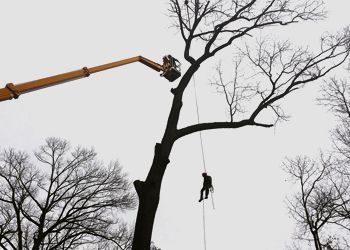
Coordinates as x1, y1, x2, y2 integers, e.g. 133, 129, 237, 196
318, 69, 350, 247
89, 224, 134, 250
319, 74, 350, 162
283, 155, 347, 250
319, 76, 350, 120
284, 68, 350, 249
132, 1, 350, 249
210, 58, 256, 122
0, 138, 136, 250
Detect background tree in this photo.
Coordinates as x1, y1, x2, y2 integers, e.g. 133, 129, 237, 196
132, 1, 350, 249
283, 155, 346, 249
0, 137, 136, 250
284, 68, 350, 249
319, 73, 350, 163
319, 68, 350, 247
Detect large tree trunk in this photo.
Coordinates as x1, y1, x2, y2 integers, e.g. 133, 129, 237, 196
312, 231, 322, 250
132, 143, 172, 250
15, 209, 23, 250
131, 65, 198, 250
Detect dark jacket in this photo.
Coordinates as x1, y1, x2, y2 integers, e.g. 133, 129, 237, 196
203, 175, 212, 188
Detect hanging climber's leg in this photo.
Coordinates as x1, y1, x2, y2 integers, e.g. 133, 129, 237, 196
199, 187, 205, 202
205, 187, 209, 199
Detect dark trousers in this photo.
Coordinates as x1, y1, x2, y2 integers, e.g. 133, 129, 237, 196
200, 187, 210, 199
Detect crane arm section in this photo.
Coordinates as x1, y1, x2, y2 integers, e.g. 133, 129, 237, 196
0, 55, 172, 102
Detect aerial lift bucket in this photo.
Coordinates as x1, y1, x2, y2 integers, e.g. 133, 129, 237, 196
161, 55, 181, 82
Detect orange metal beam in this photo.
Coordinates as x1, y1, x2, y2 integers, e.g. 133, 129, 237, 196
0, 56, 164, 102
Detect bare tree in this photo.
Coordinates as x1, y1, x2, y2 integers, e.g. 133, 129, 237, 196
210, 58, 256, 122
0, 138, 136, 250
319, 76, 350, 120
283, 155, 347, 250
319, 75, 350, 162
131, 1, 350, 249
284, 71, 350, 249
317, 69, 350, 248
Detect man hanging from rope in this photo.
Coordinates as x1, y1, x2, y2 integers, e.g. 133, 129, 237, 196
199, 173, 213, 202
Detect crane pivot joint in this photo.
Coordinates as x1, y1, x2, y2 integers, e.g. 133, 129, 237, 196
5, 83, 20, 99
82, 67, 90, 77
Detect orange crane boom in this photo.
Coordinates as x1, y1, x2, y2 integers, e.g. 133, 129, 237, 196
0, 55, 181, 102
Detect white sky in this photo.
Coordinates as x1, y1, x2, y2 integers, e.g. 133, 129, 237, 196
0, 1, 349, 249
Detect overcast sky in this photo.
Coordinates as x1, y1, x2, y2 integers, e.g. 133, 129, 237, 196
0, 1, 349, 249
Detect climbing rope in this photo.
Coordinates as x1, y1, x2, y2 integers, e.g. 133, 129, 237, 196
202, 202, 207, 250
193, 76, 207, 173
192, 75, 215, 210
192, 75, 215, 250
